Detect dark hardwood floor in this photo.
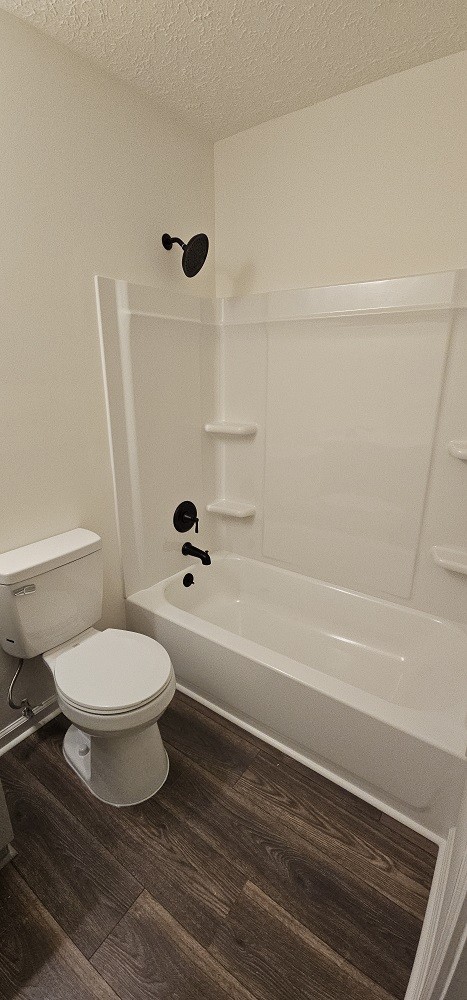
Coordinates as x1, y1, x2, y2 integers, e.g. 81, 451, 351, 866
0, 690, 437, 1000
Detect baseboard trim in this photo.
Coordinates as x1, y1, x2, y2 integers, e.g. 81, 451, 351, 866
0, 843, 17, 869
0, 698, 60, 757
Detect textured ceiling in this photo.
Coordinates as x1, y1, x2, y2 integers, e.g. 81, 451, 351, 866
2, 1, 466, 140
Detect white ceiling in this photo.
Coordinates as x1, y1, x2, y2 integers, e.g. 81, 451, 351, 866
2, 1, 466, 141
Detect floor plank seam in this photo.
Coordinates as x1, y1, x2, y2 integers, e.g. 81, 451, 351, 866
212, 874, 252, 941
158, 743, 426, 996
114, 886, 264, 1000
87, 889, 148, 962
7, 754, 146, 895
378, 813, 439, 859
230, 760, 262, 790
218, 879, 401, 1000
176, 691, 264, 750
2, 867, 126, 1000
248, 866, 417, 995
255, 743, 389, 827
10, 854, 142, 965
164, 738, 430, 921
235, 756, 435, 889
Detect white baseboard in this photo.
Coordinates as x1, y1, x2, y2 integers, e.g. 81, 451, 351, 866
0, 697, 60, 757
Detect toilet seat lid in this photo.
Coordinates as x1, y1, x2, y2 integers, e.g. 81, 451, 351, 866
54, 629, 172, 714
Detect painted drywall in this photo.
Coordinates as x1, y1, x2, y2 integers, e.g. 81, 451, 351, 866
0, 12, 214, 733
214, 52, 467, 297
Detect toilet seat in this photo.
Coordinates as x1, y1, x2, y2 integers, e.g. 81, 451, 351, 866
54, 628, 172, 715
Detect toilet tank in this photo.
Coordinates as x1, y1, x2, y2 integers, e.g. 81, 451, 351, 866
0, 529, 103, 659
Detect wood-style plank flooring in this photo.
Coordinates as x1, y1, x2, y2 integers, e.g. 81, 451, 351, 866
0, 691, 437, 1000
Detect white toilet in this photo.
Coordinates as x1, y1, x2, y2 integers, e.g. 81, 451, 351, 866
0, 529, 176, 807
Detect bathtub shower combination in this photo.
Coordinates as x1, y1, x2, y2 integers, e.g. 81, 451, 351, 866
97, 269, 467, 841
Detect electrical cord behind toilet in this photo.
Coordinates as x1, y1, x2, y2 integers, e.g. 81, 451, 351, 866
8, 658, 33, 719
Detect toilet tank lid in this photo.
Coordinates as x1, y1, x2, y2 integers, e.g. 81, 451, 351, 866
0, 529, 102, 585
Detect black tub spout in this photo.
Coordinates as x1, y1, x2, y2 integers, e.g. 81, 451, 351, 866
182, 542, 211, 566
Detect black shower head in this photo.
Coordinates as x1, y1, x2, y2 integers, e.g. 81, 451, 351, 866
162, 232, 209, 277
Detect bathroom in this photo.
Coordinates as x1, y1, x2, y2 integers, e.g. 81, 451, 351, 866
0, 3, 466, 999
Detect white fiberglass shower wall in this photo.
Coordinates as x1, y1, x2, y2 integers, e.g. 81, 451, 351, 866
213, 274, 467, 624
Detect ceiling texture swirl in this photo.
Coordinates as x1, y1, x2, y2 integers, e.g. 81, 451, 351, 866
1, 1, 466, 139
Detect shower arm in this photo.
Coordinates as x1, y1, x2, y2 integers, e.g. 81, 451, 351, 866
162, 235, 186, 250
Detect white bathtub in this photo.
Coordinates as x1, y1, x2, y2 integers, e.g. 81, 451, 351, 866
126, 553, 467, 837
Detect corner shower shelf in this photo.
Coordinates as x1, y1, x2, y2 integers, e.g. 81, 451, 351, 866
204, 422, 257, 437
448, 440, 467, 460
206, 500, 256, 518
432, 546, 467, 576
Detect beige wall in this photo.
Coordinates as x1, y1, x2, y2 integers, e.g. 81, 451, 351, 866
0, 12, 214, 730
214, 52, 467, 297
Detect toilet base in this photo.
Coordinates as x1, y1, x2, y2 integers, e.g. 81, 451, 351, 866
63, 722, 169, 807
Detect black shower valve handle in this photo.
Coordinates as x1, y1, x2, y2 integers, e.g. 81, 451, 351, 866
173, 500, 199, 534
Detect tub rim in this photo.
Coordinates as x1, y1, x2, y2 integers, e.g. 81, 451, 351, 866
127, 551, 467, 760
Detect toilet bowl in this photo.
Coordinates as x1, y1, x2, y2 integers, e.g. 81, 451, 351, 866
43, 627, 176, 807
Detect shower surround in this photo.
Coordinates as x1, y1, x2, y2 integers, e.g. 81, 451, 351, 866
96, 269, 467, 839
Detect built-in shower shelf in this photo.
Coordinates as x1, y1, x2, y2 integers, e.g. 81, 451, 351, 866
448, 440, 467, 460
206, 500, 256, 518
432, 546, 467, 576
204, 422, 257, 437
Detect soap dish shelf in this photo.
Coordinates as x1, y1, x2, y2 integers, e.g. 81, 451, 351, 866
206, 500, 256, 519
432, 546, 467, 576
204, 422, 257, 437
448, 440, 467, 460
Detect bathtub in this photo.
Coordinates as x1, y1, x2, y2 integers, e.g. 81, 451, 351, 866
126, 553, 467, 837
